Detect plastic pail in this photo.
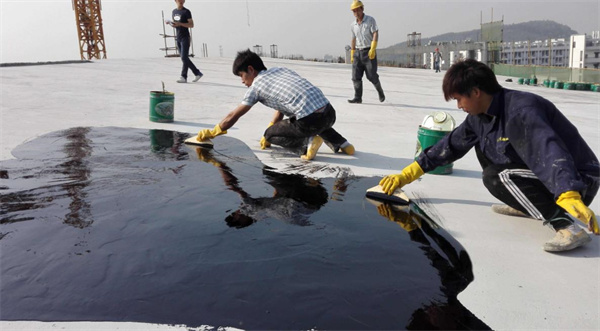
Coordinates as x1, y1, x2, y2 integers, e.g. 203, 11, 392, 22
415, 112, 455, 175
517, 78, 524, 84
150, 91, 175, 123
415, 127, 453, 175
530, 77, 538, 85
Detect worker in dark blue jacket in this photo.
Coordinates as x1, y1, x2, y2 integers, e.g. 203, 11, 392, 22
378, 59, 599, 252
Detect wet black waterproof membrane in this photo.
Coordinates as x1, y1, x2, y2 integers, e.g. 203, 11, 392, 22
0, 127, 489, 330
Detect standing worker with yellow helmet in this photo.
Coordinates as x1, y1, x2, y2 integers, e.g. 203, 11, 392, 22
348, 0, 385, 104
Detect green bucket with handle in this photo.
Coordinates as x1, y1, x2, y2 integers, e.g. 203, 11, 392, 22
149, 91, 175, 123
415, 112, 455, 175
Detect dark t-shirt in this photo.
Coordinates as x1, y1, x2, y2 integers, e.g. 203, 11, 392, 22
172, 7, 192, 40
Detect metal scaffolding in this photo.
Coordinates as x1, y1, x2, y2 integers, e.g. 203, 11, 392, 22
72, 0, 107, 60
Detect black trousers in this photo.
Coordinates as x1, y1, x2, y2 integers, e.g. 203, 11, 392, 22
352, 48, 380, 85
264, 104, 347, 155
477, 147, 599, 230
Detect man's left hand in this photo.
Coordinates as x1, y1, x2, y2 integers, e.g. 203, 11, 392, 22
556, 191, 599, 234
368, 40, 378, 60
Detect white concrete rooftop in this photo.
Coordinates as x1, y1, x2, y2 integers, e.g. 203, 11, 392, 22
1, 56, 599, 330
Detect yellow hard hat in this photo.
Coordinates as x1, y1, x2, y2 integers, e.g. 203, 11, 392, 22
350, 0, 364, 10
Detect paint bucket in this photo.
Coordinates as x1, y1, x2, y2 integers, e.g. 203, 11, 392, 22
530, 77, 538, 85
415, 111, 456, 175
543, 79, 550, 87
149, 91, 175, 123
517, 78, 524, 85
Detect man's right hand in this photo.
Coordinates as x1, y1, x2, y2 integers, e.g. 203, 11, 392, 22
379, 161, 424, 195
351, 50, 355, 64
260, 122, 274, 150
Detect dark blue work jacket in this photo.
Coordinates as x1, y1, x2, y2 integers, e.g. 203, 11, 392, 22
417, 88, 599, 198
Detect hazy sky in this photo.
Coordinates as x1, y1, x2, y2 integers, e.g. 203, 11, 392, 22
1, 0, 599, 63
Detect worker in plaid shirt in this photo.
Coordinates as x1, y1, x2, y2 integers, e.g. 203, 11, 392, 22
196, 49, 355, 161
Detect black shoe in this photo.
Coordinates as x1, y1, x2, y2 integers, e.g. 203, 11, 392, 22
348, 98, 362, 104
378, 93, 385, 102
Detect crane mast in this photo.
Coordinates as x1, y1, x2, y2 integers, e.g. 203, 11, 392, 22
72, 0, 107, 60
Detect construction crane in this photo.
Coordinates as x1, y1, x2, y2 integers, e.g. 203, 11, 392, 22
72, 0, 107, 60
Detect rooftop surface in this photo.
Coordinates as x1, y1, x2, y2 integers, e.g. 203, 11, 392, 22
1, 57, 599, 330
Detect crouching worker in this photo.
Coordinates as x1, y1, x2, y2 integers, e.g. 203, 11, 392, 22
196, 49, 355, 160
378, 59, 599, 252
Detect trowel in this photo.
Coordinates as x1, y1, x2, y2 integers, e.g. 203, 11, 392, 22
365, 185, 410, 205
184, 136, 214, 149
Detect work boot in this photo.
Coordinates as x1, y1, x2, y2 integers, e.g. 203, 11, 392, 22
374, 82, 385, 102
491, 204, 529, 218
348, 81, 363, 104
543, 228, 591, 252
301, 136, 324, 160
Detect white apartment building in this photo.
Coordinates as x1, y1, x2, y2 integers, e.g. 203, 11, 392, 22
500, 32, 600, 69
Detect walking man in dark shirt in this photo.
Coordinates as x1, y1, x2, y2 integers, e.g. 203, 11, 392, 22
167, 0, 202, 83
378, 59, 599, 252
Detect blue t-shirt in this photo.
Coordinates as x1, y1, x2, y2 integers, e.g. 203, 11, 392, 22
172, 7, 192, 40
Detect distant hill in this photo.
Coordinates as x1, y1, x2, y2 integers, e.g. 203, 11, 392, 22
382, 20, 578, 50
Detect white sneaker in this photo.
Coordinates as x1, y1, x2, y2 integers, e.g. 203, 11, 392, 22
491, 204, 529, 218
193, 73, 203, 82
176, 77, 187, 83
543, 228, 591, 252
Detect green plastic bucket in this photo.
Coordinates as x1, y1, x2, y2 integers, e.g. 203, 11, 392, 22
415, 126, 453, 175
550, 80, 556, 88
555, 82, 564, 89
563, 82, 573, 90
543, 79, 550, 87
530, 77, 538, 85
149, 91, 175, 123
517, 78, 524, 85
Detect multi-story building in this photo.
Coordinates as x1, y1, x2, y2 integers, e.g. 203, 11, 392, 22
500, 32, 600, 69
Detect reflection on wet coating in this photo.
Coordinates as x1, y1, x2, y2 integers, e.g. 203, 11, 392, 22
0, 127, 489, 330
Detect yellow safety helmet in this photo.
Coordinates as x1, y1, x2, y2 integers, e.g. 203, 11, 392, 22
350, 0, 364, 10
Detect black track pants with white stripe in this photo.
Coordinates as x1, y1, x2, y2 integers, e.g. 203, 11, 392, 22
475, 148, 599, 230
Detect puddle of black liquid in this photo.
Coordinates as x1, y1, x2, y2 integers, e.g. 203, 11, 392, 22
0, 127, 489, 330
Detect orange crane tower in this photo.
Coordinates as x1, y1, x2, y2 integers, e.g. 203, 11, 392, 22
72, 0, 107, 60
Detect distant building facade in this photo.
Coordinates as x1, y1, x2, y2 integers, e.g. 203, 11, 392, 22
499, 31, 600, 69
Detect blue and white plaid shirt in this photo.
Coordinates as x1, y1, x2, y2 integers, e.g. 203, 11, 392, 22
241, 67, 329, 120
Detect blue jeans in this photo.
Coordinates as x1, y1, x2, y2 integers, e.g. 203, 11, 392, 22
176, 36, 201, 79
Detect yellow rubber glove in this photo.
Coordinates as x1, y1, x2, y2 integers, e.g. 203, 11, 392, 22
368, 40, 377, 60
379, 161, 424, 195
377, 204, 420, 232
260, 122, 274, 150
556, 191, 599, 234
197, 124, 227, 142
351, 49, 355, 64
